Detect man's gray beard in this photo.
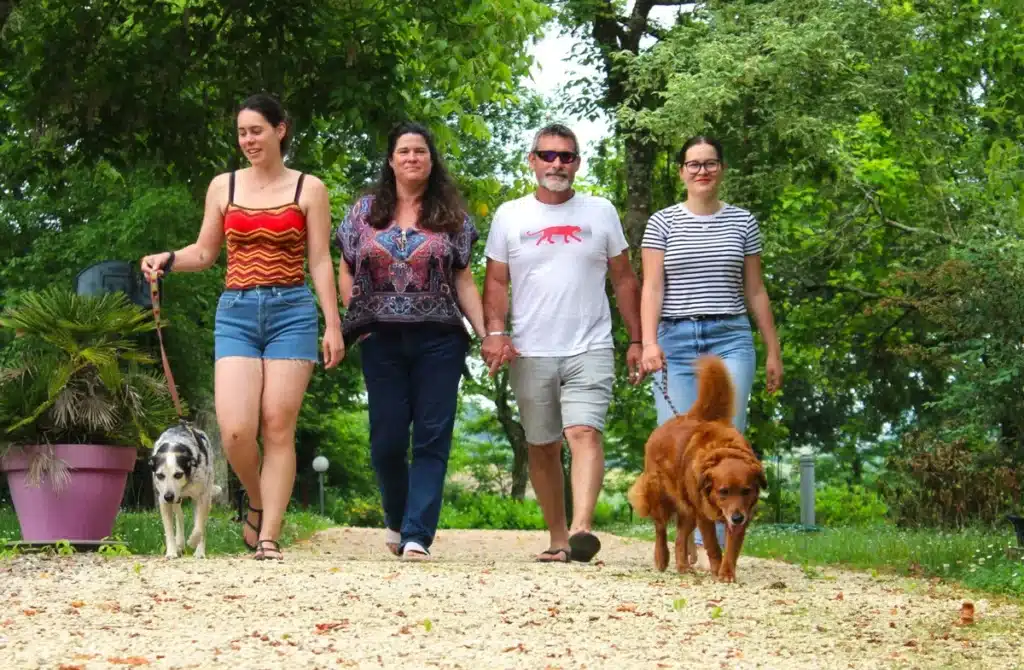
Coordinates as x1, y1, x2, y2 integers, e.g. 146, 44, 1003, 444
540, 174, 572, 192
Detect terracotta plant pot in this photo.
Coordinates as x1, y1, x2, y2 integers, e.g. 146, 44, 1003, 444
1, 444, 138, 543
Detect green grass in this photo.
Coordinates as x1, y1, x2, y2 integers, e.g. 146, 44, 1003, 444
605, 521, 1024, 599
0, 504, 334, 557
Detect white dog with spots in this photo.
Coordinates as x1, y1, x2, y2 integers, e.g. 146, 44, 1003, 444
148, 423, 221, 559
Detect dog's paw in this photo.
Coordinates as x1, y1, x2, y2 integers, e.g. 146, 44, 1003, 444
164, 548, 181, 559
716, 568, 736, 583
187, 531, 202, 549
192, 547, 206, 559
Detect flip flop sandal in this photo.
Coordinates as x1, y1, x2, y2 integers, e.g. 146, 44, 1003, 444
569, 531, 601, 563
536, 548, 570, 563
254, 539, 283, 561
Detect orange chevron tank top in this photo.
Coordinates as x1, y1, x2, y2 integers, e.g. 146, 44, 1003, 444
223, 171, 307, 289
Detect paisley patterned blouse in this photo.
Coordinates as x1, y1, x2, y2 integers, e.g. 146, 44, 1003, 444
334, 195, 479, 345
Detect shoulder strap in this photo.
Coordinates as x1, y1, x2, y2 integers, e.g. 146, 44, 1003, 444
294, 173, 306, 203
228, 170, 236, 205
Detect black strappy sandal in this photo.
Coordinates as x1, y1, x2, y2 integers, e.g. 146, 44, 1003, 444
242, 494, 263, 552
254, 539, 283, 561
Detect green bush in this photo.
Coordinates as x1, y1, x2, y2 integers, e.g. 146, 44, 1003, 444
439, 486, 546, 530
815, 484, 888, 526
330, 493, 385, 528
880, 429, 1022, 528
755, 484, 887, 527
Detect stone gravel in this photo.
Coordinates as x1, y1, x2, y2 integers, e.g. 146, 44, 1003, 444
1, 527, 1021, 669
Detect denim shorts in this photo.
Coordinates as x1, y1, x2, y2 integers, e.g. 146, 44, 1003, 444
214, 285, 319, 362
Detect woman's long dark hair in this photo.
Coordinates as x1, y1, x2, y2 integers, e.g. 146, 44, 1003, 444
368, 122, 466, 234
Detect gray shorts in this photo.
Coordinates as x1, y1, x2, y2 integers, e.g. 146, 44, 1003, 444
508, 348, 615, 445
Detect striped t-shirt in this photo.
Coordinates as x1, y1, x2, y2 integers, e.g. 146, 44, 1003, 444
641, 202, 762, 318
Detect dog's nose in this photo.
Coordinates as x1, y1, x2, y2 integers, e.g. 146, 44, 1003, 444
163, 492, 175, 502
731, 512, 745, 525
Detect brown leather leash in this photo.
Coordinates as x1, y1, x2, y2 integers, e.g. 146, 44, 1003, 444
149, 276, 185, 418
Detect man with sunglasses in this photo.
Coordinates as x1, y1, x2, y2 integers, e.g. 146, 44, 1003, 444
481, 123, 643, 564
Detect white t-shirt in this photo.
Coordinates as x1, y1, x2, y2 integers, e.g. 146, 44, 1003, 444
484, 192, 629, 357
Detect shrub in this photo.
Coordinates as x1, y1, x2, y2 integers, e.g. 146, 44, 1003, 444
880, 429, 1022, 528
439, 486, 546, 530
755, 484, 887, 527
330, 493, 385, 528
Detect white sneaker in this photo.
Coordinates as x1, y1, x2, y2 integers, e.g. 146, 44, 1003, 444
401, 541, 430, 561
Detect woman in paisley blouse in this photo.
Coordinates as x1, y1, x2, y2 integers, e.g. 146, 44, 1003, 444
335, 121, 487, 560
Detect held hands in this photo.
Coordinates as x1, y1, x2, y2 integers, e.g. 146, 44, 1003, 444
322, 324, 345, 369
640, 342, 666, 375
140, 252, 173, 281
480, 333, 518, 377
626, 343, 645, 385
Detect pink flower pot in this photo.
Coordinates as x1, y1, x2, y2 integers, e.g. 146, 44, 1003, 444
1, 444, 138, 543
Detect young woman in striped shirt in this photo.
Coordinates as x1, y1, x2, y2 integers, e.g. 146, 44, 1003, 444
639, 135, 782, 547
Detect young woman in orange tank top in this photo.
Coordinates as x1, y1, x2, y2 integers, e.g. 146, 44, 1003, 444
141, 93, 344, 560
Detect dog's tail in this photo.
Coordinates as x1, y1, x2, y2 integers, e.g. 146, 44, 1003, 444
690, 355, 734, 423
627, 474, 652, 518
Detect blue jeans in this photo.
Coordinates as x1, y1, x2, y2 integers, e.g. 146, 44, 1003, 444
214, 285, 319, 362
652, 314, 756, 547
360, 326, 468, 552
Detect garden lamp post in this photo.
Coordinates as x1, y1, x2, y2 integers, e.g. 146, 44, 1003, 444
312, 456, 329, 517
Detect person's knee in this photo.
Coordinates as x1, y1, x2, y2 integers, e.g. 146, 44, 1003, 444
528, 440, 562, 459
260, 411, 297, 448
564, 425, 602, 449
219, 422, 258, 453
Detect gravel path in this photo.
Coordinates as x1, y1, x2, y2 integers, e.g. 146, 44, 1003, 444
2, 527, 1022, 669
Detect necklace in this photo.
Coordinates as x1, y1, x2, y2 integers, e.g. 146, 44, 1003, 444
254, 169, 287, 191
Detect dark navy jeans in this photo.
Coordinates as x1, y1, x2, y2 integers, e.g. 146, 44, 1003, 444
359, 325, 468, 552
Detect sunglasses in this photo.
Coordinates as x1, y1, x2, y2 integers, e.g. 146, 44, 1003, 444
533, 150, 579, 164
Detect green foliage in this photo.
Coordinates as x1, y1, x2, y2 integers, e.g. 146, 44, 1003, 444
0, 506, 331, 556
439, 486, 547, 530
757, 484, 888, 528
0, 288, 178, 456
1, 0, 552, 180
611, 521, 1024, 598
330, 493, 385, 528
880, 429, 1023, 529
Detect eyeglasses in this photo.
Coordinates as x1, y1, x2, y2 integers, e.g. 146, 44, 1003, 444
683, 160, 721, 175
533, 150, 579, 164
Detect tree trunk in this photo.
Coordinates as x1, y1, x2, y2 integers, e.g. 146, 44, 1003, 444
622, 130, 656, 258
494, 367, 529, 500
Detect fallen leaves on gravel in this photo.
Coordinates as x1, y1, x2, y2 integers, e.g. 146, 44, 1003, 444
107, 657, 150, 666
315, 621, 350, 633
960, 601, 975, 625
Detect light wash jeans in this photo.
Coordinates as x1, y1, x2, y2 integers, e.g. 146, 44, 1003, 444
652, 314, 756, 547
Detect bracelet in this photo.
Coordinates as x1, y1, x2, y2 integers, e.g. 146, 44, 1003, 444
629, 340, 641, 345
164, 251, 176, 274
486, 331, 507, 337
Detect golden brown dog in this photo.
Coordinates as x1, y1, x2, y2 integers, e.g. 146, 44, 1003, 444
628, 355, 766, 582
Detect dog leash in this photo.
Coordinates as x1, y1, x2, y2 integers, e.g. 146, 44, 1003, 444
149, 276, 185, 419
649, 360, 681, 416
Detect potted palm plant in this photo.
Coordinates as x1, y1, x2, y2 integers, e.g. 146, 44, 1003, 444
0, 287, 179, 544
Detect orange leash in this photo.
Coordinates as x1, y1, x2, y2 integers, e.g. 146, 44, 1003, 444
149, 276, 185, 418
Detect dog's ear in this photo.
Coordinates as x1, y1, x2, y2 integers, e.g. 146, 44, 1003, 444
699, 471, 713, 498
756, 466, 768, 491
